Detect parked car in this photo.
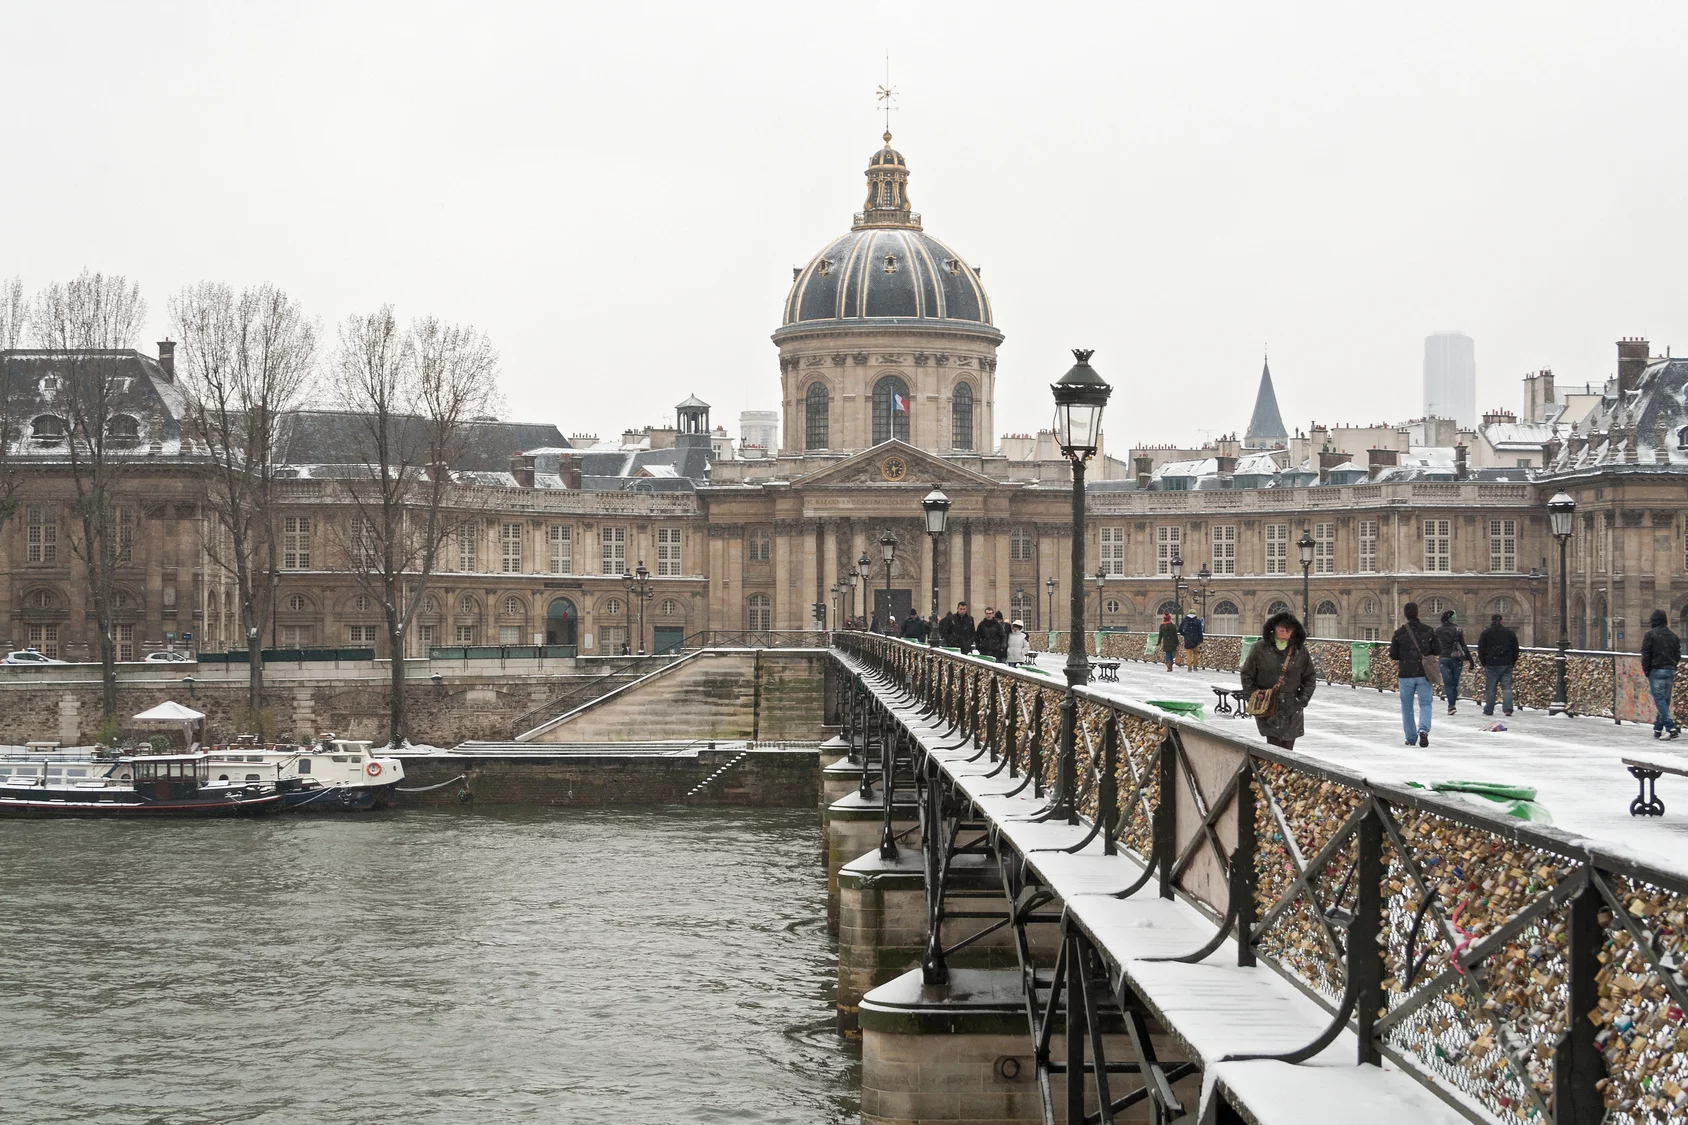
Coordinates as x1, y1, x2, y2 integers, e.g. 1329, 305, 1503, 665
3, 649, 67, 665
143, 650, 194, 663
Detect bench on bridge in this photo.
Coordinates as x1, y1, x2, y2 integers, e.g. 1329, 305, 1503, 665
1623, 753, 1688, 816
1089, 657, 1121, 682
1211, 685, 1248, 717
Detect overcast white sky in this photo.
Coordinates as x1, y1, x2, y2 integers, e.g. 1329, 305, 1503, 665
5, 2, 1686, 450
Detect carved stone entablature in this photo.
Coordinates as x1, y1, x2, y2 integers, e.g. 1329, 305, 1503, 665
876, 355, 905, 364
956, 356, 974, 367
973, 517, 1012, 533
707, 523, 746, 539
770, 518, 809, 534
804, 355, 826, 367
983, 358, 999, 373
914, 352, 930, 366
935, 353, 950, 366
831, 353, 847, 366
780, 357, 798, 372
1622, 510, 1645, 526
1652, 510, 1678, 525
852, 353, 868, 365
1034, 523, 1074, 538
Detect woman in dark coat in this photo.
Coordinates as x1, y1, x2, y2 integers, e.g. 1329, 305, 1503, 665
1238, 611, 1318, 749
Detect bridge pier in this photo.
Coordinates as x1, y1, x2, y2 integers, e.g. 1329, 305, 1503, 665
822, 792, 919, 932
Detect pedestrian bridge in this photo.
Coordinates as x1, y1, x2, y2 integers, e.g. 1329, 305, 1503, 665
824, 634, 1686, 1125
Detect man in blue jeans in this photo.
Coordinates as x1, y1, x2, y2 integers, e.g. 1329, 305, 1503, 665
1640, 609, 1682, 739
1388, 602, 1440, 747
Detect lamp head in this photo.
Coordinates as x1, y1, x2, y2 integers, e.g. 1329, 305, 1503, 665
1197, 563, 1212, 582
879, 530, 898, 563
1170, 553, 1183, 579
920, 488, 951, 534
1050, 348, 1112, 459
1547, 491, 1576, 539
1297, 529, 1316, 565
858, 550, 871, 570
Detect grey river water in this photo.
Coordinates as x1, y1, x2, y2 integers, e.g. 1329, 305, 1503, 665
0, 808, 859, 1124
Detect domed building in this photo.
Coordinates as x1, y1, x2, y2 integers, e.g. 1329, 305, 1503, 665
774, 133, 1001, 456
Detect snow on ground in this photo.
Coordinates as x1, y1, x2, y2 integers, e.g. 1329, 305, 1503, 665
1030, 652, 1688, 877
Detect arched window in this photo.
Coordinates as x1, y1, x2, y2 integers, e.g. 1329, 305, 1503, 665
1010, 526, 1034, 561
659, 598, 680, 616
1156, 600, 1180, 619
1210, 600, 1241, 635
459, 595, 477, 615
503, 596, 522, 616
1010, 590, 1031, 624
1266, 600, 1292, 620
287, 594, 307, 612
1359, 597, 1377, 615
1422, 596, 1451, 620
1314, 600, 1340, 638
951, 383, 974, 450
604, 597, 623, 616
747, 593, 773, 631
872, 375, 910, 444
422, 596, 438, 614
804, 384, 829, 450
106, 415, 139, 444
354, 595, 370, 613
30, 416, 65, 443
545, 597, 578, 648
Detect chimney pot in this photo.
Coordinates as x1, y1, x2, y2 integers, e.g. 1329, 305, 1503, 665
156, 340, 175, 381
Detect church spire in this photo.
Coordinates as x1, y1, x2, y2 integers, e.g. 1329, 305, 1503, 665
1244, 354, 1288, 448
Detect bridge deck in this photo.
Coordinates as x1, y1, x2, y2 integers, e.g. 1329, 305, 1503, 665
840, 648, 1472, 1125
1042, 651, 1688, 873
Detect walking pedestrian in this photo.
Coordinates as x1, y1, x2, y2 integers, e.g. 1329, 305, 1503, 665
1156, 613, 1179, 671
1005, 619, 1030, 665
1239, 611, 1317, 749
899, 612, 925, 640
1434, 610, 1474, 714
1476, 613, 1519, 717
975, 607, 1007, 662
938, 601, 977, 653
1178, 612, 1204, 672
1389, 602, 1441, 747
1640, 609, 1682, 740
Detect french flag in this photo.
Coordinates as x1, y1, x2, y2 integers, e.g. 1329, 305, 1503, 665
892, 391, 909, 414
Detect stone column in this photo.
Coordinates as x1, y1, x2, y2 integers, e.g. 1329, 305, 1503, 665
994, 525, 1012, 623
800, 522, 820, 631
774, 526, 794, 630
822, 521, 839, 627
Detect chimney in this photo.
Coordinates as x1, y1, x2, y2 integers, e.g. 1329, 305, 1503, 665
1215, 454, 1237, 477
1454, 443, 1468, 480
1317, 449, 1347, 484
508, 453, 535, 488
1133, 455, 1153, 490
1617, 337, 1649, 397
558, 452, 583, 490
156, 340, 175, 382
1541, 367, 1555, 411
1366, 448, 1398, 480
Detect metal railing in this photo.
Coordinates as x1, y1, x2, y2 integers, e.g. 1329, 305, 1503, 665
836, 632, 1688, 1125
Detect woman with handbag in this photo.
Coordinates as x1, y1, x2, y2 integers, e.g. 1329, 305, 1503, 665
1239, 611, 1317, 749
1388, 602, 1441, 747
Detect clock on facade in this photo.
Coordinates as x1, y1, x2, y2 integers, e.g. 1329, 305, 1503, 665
880, 455, 908, 482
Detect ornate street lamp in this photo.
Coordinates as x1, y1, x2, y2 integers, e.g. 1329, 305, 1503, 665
1548, 491, 1577, 715
843, 569, 858, 630
1297, 529, 1316, 622
619, 568, 635, 655
631, 561, 654, 654
1196, 563, 1212, 620
879, 531, 898, 633
1094, 567, 1107, 628
1525, 566, 1544, 648
829, 582, 840, 631
858, 550, 872, 626
1015, 584, 1025, 629
1045, 575, 1058, 633
1170, 552, 1184, 618
1050, 348, 1112, 825
922, 490, 950, 649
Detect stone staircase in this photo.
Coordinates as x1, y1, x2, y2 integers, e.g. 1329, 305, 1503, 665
684, 751, 749, 799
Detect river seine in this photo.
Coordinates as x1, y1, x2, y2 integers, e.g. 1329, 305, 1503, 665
0, 808, 858, 1123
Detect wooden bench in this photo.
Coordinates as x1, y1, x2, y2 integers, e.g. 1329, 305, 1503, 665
1622, 754, 1688, 817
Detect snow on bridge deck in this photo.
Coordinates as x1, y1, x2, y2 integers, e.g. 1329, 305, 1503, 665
1044, 652, 1688, 877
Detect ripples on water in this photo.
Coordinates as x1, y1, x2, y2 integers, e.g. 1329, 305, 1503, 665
0, 808, 860, 1123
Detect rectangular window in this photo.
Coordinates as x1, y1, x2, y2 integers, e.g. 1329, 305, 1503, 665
115, 507, 135, 566
748, 532, 771, 562
349, 517, 378, 569
1424, 519, 1451, 572
498, 624, 522, 645
1359, 626, 1380, 642
1010, 528, 1034, 561
282, 516, 312, 570
418, 624, 436, 650
455, 624, 475, 644
601, 526, 626, 574
1099, 527, 1125, 576
1488, 519, 1517, 573
1266, 524, 1287, 575
1314, 522, 1335, 575
598, 625, 627, 654
279, 625, 312, 648
346, 624, 378, 645
457, 522, 478, 572
657, 527, 682, 576
549, 525, 572, 574
26, 623, 59, 658
1595, 518, 1606, 572
1211, 525, 1236, 575
26, 505, 57, 564
1155, 526, 1181, 576
114, 623, 134, 662
1358, 520, 1378, 573
501, 522, 523, 573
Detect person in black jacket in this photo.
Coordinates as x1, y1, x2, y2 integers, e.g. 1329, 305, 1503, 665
938, 602, 976, 653
975, 607, 1007, 662
899, 612, 927, 641
1239, 611, 1317, 749
1388, 602, 1440, 747
1476, 613, 1519, 717
1156, 613, 1180, 671
1433, 610, 1475, 715
1640, 609, 1682, 739
1178, 612, 1205, 672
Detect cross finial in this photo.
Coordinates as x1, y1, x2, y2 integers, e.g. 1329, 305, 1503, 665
876, 53, 898, 137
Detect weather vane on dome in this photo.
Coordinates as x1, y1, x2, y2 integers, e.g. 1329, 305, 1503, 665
876, 53, 897, 139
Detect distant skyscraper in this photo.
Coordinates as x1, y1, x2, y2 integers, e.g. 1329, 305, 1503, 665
1423, 332, 1476, 428
1244, 355, 1288, 448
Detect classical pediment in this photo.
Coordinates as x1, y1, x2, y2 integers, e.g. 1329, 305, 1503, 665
789, 440, 1002, 490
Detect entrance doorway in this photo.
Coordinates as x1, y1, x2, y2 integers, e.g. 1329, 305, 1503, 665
872, 588, 913, 633
545, 597, 578, 655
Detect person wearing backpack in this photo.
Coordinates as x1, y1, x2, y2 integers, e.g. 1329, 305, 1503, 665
1434, 609, 1475, 715
1239, 611, 1317, 749
1178, 612, 1205, 672
1476, 613, 1519, 717
1389, 602, 1441, 747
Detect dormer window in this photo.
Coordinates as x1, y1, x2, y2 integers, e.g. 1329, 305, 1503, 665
883, 254, 899, 273
106, 415, 139, 445
1677, 424, 1688, 451
38, 376, 62, 394
30, 416, 66, 443
817, 259, 831, 276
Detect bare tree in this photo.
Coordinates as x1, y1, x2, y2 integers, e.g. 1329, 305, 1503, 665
31, 270, 146, 720
0, 277, 25, 348
0, 276, 28, 532
171, 283, 317, 726
332, 308, 499, 746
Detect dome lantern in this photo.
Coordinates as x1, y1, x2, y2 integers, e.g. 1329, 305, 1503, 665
855, 131, 921, 231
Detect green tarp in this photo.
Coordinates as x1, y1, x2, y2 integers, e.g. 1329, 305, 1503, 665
1350, 642, 1373, 682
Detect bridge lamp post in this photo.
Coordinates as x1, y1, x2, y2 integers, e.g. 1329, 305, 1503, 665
829, 583, 840, 631
1548, 491, 1576, 715
1297, 529, 1316, 622
879, 532, 898, 634
1045, 576, 1057, 634
1525, 566, 1544, 648
1052, 348, 1112, 825
921, 490, 950, 648
1094, 568, 1107, 629
858, 550, 872, 626
633, 561, 655, 655
1169, 552, 1183, 618
619, 570, 634, 655
1196, 563, 1212, 620
843, 569, 857, 629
